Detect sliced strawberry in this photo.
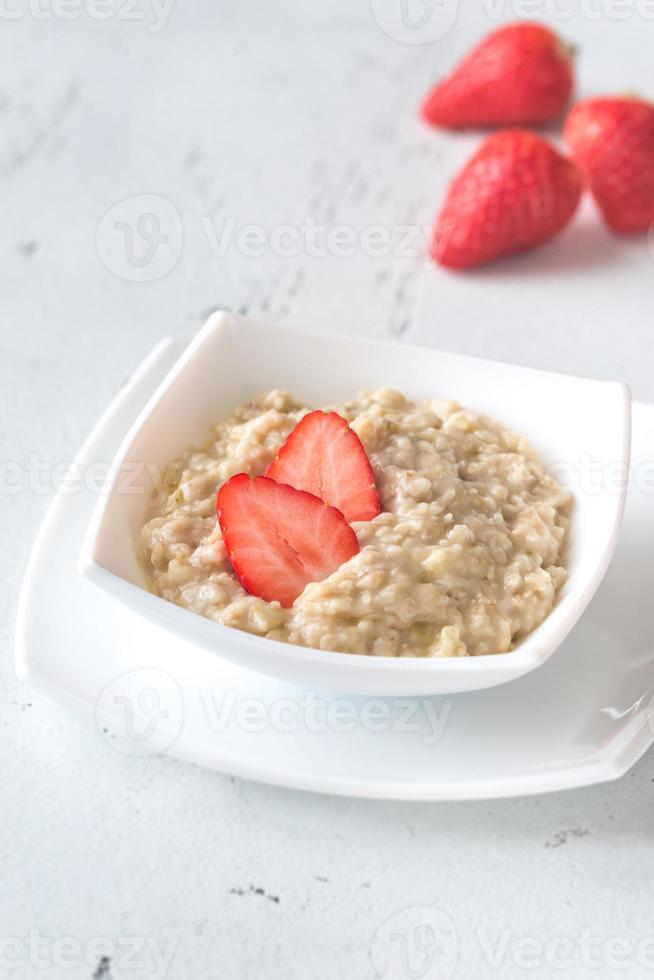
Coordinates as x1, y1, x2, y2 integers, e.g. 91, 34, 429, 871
216, 474, 359, 608
265, 411, 381, 524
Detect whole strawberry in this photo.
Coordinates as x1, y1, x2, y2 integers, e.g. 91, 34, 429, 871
421, 23, 574, 129
564, 96, 654, 233
432, 130, 582, 269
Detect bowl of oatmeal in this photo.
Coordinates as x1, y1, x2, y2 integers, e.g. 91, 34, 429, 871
79, 312, 630, 695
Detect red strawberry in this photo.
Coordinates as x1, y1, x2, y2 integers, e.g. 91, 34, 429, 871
564, 96, 654, 233
421, 23, 574, 129
266, 411, 381, 524
217, 474, 359, 608
432, 130, 582, 270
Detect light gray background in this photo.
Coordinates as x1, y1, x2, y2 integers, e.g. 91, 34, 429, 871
2, 1, 653, 978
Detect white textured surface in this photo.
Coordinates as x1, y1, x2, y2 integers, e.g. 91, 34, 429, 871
3, 2, 654, 978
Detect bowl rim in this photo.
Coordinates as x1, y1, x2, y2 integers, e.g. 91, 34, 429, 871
78, 311, 632, 678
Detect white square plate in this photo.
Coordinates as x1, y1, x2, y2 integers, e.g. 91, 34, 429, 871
78, 313, 630, 695
15, 338, 654, 800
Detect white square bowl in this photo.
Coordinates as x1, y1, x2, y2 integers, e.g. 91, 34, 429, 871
78, 312, 631, 696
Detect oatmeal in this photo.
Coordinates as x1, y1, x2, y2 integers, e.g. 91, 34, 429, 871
139, 389, 571, 657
